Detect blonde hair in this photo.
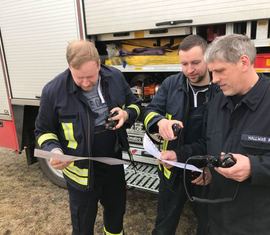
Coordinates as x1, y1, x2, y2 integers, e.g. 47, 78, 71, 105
66, 40, 100, 69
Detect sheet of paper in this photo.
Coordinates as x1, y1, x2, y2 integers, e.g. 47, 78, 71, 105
142, 134, 162, 160
143, 134, 202, 172
34, 149, 128, 165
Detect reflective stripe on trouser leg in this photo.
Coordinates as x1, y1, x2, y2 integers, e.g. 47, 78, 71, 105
104, 226, 123, 235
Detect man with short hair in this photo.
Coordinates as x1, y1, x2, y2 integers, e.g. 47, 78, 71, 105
144, 35, 216, 235
35, 40, 141, 235
205, 34, 270, 235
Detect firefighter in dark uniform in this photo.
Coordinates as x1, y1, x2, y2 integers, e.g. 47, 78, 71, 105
205, 34, 270, 235
144, 35, 216, 235
35, 40, 141, 235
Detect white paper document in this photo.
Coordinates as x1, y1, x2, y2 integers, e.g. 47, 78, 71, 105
143, 134, 202, 173
34, 149, 128, 165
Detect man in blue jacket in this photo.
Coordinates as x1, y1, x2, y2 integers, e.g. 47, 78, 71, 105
35, 40, 141, 235
144, 35, 215, 235
205, 34, 270, 235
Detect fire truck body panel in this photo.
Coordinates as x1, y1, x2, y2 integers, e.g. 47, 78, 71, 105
84, 0, 270, 35
0, 0, 82, 100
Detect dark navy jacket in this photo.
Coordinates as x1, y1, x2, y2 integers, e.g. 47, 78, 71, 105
143, 72, 217, 181
207, 75, 270, 235
35, 65, 141, 190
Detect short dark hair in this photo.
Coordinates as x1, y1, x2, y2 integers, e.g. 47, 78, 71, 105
178, 35, 207, 53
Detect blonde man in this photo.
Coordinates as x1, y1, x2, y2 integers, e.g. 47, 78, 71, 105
35, 40, 141, 235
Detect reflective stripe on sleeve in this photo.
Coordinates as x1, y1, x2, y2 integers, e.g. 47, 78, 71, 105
127, 104, 140, 117
37, 133, 59, 147
144, 112, 159, 129
61, 123, 78, 149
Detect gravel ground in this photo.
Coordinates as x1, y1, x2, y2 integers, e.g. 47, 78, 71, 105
0, 147, 196, 235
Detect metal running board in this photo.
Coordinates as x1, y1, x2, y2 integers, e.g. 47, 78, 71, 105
124, 162, 159, 193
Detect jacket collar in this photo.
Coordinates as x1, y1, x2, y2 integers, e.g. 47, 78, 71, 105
99, 64, 113, 80
221, 75, 269, 112
180, 73, 212, 94
66, 69, 79, 94
177, 72, 189, 92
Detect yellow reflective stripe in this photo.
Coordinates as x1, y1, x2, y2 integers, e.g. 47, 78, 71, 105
158, 163, 171, 179
165, 113, 172, 120
162, 140, 169, 151
144, 112, 159, 128
163, 166, 172, 179
127, 104, 140, 117
63, 162, 88, 186
162, 113, 172, 179
65, 162, 88, 177
37, 133, 59, 147
104, 226, 123, 235
63, 168, 88, 186
61, 123, 78, 149
162, 113, 172, 151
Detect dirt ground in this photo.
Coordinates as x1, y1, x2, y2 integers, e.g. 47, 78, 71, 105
0, 147, 196, 235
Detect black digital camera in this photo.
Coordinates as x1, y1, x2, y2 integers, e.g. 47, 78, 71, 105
206, 153, 236, 168
184, 153, 238, 204
172, 123, 182, 137
105, 111, 118, 130
187, 153, 236, 169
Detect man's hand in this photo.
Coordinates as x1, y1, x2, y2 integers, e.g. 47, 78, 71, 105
109, 107, 129, 129
192, 167, 212, 185
159, 150, 177, 169
215, 153, 251, 182
157, 119, 183, 140
50, 148, 71, 170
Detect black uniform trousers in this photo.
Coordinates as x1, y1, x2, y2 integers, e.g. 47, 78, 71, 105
67, 164, 126, 235
67, 129, 126, 235
152, 169, 208, 235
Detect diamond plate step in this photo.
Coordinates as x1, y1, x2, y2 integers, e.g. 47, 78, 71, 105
124, 163, 159, 193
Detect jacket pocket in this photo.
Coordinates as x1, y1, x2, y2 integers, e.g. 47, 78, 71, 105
206, 128, 222, 154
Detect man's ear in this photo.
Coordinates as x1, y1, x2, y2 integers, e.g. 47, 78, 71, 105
240, 55, 250, 71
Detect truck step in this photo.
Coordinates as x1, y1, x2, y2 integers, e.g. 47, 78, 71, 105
124, 163, 159, 193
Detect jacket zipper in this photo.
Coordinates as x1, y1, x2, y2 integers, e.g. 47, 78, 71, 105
188, 83, 209, 108
86, 108, 92, 190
